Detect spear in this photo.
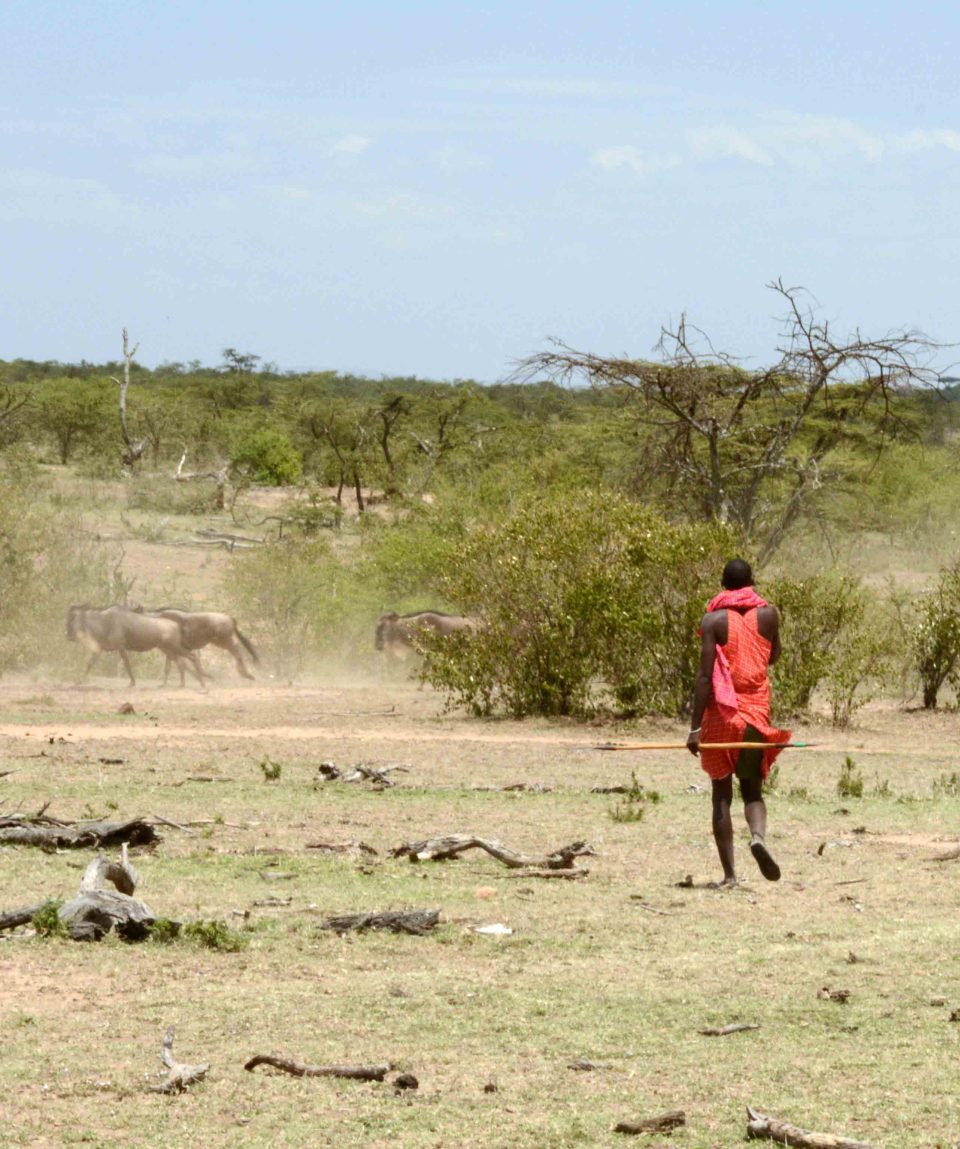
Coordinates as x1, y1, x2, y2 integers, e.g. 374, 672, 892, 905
593, 740, 817, 751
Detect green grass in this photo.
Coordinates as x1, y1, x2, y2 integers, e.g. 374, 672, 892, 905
2, 680, 960, 1147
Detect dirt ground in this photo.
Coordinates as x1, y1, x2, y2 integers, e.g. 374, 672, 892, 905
2, 668, 960, 1148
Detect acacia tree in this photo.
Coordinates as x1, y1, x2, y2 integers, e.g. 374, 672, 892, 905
520, 281, 941, 559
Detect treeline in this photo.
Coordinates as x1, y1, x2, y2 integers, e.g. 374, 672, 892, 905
4, 284, 960, 719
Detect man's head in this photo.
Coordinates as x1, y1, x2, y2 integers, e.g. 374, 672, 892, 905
721, 558, 753, 590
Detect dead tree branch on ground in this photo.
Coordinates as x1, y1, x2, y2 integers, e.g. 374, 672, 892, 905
149, 1027, 210, 1094
614, 1109, 686, 1134
245, 1056, 391, 1081
320, 909, 440, 936
390, 835, 595, 869
746, 1106, 877, 1147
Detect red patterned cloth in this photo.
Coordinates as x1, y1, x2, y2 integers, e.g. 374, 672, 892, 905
699, 607, 791, 781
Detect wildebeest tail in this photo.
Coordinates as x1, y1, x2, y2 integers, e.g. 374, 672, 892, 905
236, 626, 260, 664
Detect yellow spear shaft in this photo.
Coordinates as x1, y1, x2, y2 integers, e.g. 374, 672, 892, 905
593, 741, 814, 751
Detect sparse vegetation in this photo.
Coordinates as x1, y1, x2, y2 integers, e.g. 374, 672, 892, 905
181, 919, 250, 952
837, 755, 865, 799
31, 900, 66, 937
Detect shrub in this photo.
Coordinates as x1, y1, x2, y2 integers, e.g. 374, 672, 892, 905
32, 900, 66, 937
225, 536, 371, 673
837, 755, 864, 799
913, 559, 960, 709
767, 573, 887, 722
181, 919, 249, 951
230, 428, 303, 486
0, 469, 113, 674
420, 490, 736, 718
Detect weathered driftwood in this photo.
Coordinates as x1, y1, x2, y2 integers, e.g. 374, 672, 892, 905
614, 1109, 686, 1134
245, 1055, 390, 1081
58, 845, 158, 941
0, 814, 157, 850
698, 1022, 760, 1036
472, 782, 553, 793
504, 868, 589, 880
746, 1106, 877, 1147
390, 835, 595, 869
321, 909, 440, 936
317, 762, 409, 788
0, 902, 45, 932
305, 840, 378, 856
149, 1026, 210, 1094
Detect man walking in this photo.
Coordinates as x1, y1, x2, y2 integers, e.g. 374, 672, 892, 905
687, 558, 790, 886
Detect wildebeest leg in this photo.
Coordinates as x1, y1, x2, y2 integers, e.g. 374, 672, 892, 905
81, 651, 100, 681
119, 650, 137, 687
180, 651, 206, 687
225, 638, 255, 680
161, 656, 174, 687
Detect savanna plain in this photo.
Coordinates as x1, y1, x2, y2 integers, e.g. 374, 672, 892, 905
2, 517, 959, 1149
3, 342, 960, 1149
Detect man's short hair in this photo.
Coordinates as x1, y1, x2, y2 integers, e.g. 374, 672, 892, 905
721, 558, 753, 590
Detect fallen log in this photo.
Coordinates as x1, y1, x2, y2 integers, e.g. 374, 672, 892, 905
148, 1026, 210, 1094
304, 840, 378, 856
698, 1022, 760, 1036
390, 835, 595, 869
245, 1055, 390, 1081
0, 815, 157, 850
504, 868, 589, 880
0, 902, 46, 932
746, 1106, 877, 1147
58, 844, 158, 941
614, 1109, 685, 1134
320, 909, 440, 936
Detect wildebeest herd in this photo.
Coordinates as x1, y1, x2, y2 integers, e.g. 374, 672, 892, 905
66, 604, 476, 685
66, 604, 259, 687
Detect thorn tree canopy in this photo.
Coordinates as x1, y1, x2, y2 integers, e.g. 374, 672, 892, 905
518, 280, 944, 560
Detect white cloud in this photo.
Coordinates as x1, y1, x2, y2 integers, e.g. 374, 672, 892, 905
590, 145, 681, 177
331, 134, 371, 156
688, 126, 774, 166
897, 128, 960, 153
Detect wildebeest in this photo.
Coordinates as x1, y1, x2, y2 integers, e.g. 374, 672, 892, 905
375, 610, 480, 660
142, 607, 259, 685
65, 605, 206, 688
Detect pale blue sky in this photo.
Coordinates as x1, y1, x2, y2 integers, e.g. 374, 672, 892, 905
2, 1, 959, 379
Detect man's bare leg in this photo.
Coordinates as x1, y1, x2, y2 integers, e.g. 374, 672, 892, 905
740, 776, 780, 881
711, 776, 737, 885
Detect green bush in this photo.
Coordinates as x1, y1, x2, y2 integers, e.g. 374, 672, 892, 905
913, 558, 960, 709
225, 536, 369, 673
0, 469, 113, 673
419, 491, 735, 718
31, 900, 66, 937
230, 428, 303, 486
767, 573, 886, 721
181, 919, 249, 951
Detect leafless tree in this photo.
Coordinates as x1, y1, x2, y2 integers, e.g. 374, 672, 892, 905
518, 280, 943, 560
110, 328, 147, 469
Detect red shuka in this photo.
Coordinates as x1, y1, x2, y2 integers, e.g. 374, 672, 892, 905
699, 608, 791, 781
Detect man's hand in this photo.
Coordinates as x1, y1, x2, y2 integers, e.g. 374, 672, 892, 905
687, 729, 700, 756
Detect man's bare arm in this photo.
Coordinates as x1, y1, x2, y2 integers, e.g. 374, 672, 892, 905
688, 615, 719, 755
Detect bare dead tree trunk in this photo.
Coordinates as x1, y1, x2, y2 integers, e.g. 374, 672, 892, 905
110, 328, 147, 470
